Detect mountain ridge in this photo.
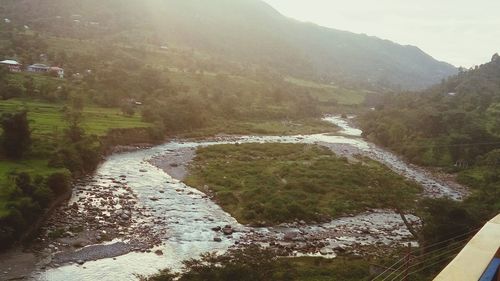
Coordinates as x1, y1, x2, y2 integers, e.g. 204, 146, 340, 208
0, 0, 457, 90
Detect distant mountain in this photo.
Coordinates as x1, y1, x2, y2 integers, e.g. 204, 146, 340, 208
0, 0, 457, 90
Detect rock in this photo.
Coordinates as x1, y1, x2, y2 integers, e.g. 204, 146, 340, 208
222, 226, 233, 235
77, 259, 85, 265
213, 237, 222, 242
139, 169, 147, 173
334, 245, 347, 252
319, 249, 329, 255
170, 163, 179, 167
211, 226, 221, 232
284, 232, 298, 241
154, 250, 164, 256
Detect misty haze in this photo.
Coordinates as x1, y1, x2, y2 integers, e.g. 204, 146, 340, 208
0, 1, 498, 281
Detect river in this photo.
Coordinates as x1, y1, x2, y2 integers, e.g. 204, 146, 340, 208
13, 116, 466, 281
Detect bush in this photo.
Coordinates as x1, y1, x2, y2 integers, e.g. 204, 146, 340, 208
0, 111, 32, 159
46, 172, 71, 195
144, 246, 296, 281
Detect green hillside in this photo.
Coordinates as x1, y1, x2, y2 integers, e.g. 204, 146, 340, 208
0, 0, 456, 90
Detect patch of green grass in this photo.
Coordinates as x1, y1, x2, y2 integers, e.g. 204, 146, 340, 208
185, 143, 421, 225
285, 77, 338, 90
0, 99, 151, 137
289, 257, 371, 281
285, 77, 367, 105
0, 159, 67, 184
0, 99, 150, 218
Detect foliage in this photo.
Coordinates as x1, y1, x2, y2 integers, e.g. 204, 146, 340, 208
144, 246, 372, 281
0, 111, 32, 159
185, 143, 420, 225
0, 0, 456, 90
48, 104, 101, 174
360, 58, 500, 167
361, 56, 500, 263
418, 198, 477, 247
0, 170, 69, 249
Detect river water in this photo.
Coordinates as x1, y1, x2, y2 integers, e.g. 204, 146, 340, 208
32, 116, 466, 281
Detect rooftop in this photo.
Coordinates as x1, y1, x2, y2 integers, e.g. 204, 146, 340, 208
0, 60, 21, 65
29, 63, 50, 68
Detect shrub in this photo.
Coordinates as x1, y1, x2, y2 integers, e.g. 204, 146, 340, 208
46, 172, 71, 195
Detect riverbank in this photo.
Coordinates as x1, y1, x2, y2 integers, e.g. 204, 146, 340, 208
0, 116, 470, 281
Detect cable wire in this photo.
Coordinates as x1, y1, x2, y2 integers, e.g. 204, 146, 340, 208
371, 254, 408, 281
388, 243, 466, 281
397, 252, 459, 281
372, 227, 479, 281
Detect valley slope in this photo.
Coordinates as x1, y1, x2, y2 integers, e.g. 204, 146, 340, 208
0, 0, 457, 90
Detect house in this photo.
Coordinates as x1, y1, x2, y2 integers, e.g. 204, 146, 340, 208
27, 64, 65, 78
0, 60, 22, 72
27, 63, 50, 73
434, 214, 500, 281
49, 67, 64, 78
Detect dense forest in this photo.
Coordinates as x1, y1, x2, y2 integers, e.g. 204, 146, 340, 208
360, 54, 500, 241
0, 0, 456, 90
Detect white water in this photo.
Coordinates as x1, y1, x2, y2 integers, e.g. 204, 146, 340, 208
34, 116, 465, 281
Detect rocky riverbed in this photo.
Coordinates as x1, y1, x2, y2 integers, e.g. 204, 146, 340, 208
0, 116, 468, 281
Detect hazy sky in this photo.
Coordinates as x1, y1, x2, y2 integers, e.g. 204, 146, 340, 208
263, 0, 500, 67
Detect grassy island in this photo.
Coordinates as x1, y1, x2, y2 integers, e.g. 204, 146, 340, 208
185, 143, 421, 225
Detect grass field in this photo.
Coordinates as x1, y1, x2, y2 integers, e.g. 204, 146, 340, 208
290, 257, 371, 281
285, 77, 367, 105
185, 143, 421, 225
0, 99, 151, 137
0, 98, 150, 218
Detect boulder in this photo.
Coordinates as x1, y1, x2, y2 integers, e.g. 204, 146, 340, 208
283, 232, 298, 241
222, 226, 233, 235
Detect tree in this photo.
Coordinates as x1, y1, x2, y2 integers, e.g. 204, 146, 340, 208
419, 198, 476, 248
0, 111, 32, 159
144, 246, 296, 281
